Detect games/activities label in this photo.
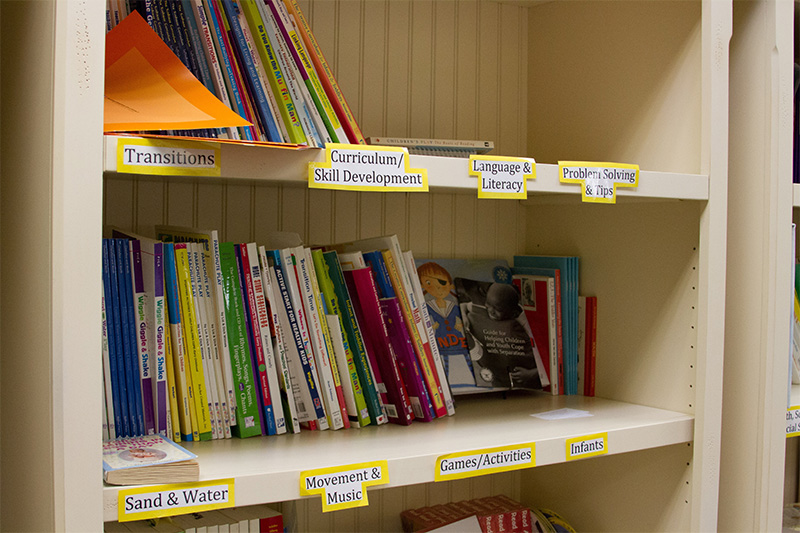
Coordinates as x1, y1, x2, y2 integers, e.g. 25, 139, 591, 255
469, 155, 536, 199
565, 433, 608, 461
308, 144, 428, 192
559, 161, 639, 203
434, 443, 536, 481
117, 138, 221, 176
299, 460, 389, 512
787, 406, 800, 437
118, 479, 234, 522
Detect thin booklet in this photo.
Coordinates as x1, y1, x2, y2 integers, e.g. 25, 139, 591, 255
102, 434, 199, 486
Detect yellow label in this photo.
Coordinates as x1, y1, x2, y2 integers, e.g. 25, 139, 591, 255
117, 138, 221, 176
117, 478, 234, 522
308, 144, 428, 192
434, 443, 535, 482
565, 432, 608, 460
470, 155, 536, 199
299, 460, 389, 512
559, 161, 639, 204
787, 406, 800, 437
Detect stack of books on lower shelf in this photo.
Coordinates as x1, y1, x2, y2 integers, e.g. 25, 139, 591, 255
104, 504, 282, 532
101, 226, 597, 443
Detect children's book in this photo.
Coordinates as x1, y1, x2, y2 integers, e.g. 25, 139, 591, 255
102, 435, 198, 486
513, 274, 559, 395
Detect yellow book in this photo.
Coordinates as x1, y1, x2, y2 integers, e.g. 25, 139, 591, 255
174, 243, 213, 440
163, 319, 182, 443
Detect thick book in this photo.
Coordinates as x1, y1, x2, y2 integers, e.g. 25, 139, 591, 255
217, 242, 263, 438
102, 435, 198, 486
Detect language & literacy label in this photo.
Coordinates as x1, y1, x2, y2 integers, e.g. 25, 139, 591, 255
116, 138, 221, 176
559, 161, 639, 203
565, 432, 608, 461
118, 478, 234, 522
434, 443, 536, 482
787, 406, 800, 437
308, 144, 428, 192
299, 460, 389, 512
469, 155, 536, 199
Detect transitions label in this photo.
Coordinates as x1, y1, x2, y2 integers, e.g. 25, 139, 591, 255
116, 138, 221, 177
309, 144, 428, 192
435, 443, 536, 481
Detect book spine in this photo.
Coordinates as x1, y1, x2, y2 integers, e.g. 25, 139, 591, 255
152, 243, 169, 436
161, 299, 181, 442
281, 0, 365, 144
240, 243, 278, 435
102, 240, 126, 437
363, 250, 396, 299
163, 243, 195, 441
587, 296, 597, 397
218, 242, 263, 438
101, 285, 117, 439
130, 239, 156, 434
323, 251, 387, 425
382, 250, 446, 418
118, 239, 146, 436
174, 244, 213, 440
350, 268, 415, 425
312, 249, 370, 427
294, 248, 343, 429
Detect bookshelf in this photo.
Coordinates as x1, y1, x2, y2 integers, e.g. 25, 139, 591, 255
1, 0, 730, 531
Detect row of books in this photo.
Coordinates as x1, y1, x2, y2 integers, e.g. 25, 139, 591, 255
105, 0, 365, 145
401, 495, 575, 533
416, 258, 596, 398
105, 504, 283, 532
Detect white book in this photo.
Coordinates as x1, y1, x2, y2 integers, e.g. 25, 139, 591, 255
294, 246, 343, 430
325, 315, 360, 428
280, 248, 329, 430
101, 290, 116, 439
247, 242, 286, 435
259, 249, 300, 434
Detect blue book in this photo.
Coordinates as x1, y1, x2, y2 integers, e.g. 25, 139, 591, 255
363, 250, 396, 299
219, 0, 282, 142
234, 245, 269, 437
103, 240, 127, 437
117, 239, 146, 436
513, 256, 579, 395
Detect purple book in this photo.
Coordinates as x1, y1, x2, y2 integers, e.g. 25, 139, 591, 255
130, 239, 156, 435
152, 242, 169, 437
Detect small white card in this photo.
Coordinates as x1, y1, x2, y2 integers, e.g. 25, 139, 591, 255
531, 408, 593, 420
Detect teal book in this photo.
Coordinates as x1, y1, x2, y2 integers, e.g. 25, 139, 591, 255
218, 242, 263, 438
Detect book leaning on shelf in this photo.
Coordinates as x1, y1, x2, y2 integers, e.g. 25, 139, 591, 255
104, 0, 364, 144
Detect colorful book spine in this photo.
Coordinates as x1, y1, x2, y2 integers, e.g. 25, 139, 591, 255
218, 242, 263, 438
130, 239, 156, 434
281, 0, 366, 144
163, 243, 195, 441
174, 243, 213, 440
312, 249, 370, 427
323, 250, 387, 425
102, 240, 127, 437
150, 243, 168, 437
118, 238, 146, 436
163, 298, 182, 442
101, 281, 117, 439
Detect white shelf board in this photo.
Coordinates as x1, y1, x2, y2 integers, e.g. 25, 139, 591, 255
102, 392, 692, 520
103, 136, 709, 201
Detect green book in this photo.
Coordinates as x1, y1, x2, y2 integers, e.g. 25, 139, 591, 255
312, 249, 371, 428
322, 250, 387, 425
218, 242, 263, 438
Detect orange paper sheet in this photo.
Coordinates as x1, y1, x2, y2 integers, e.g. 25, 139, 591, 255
104, 11, 251, 132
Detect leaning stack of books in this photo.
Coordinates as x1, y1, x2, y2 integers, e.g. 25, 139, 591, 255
104, 0, 364, 145
101, 227, 597, 443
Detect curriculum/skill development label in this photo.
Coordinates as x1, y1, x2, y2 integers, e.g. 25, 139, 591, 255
434, 443, 536, 481
469, 155, 536, 199
299, 460, 389, 512
559, 161, 639, 203
787, 406, 800, 437
308, 144, 428, 192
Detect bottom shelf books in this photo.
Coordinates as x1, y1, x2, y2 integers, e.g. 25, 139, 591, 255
101, 228, 597, 445
102, 435, 199, 486
401, 495, 576, 533
104, 504, 283, 533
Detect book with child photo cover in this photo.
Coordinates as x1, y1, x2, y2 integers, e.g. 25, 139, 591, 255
454, 278, 549, 391
102, 434, 199, 486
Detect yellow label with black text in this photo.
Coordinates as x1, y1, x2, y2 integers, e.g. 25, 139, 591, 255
470, 155, 535, 199
565, 432, 608, 460
559, 161, 638, 204
117, 138, 221, 176
435, 443, 535, 481
118, 478, 234, 522
299, 460, 389, 512
787, 406, 800, 437
308, 144, 427, 192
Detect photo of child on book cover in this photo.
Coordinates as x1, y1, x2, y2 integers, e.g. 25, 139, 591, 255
455, 278, 548, 391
